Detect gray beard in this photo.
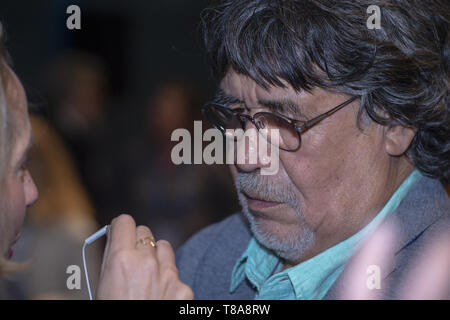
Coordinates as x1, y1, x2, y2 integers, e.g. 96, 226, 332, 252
235, 172, 315, 263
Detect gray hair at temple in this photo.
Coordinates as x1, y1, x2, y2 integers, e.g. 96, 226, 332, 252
201, 0, 450, 184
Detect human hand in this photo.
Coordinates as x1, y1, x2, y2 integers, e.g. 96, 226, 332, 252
96, 214, 194, 300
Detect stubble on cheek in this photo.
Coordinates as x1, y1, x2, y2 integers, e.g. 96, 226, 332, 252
236, 181, 316, 263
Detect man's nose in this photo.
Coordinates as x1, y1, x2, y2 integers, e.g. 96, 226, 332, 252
233, 122, 275, 173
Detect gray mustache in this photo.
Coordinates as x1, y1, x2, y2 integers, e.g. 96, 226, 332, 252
235, 172, 297, 206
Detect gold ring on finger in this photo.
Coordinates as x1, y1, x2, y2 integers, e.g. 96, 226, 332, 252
137, 236, 156, 247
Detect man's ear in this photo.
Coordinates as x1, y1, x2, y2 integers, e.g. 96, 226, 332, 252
384, 124, 417, 156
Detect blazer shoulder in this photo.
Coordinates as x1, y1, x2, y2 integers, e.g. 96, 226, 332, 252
395, 208, 449, 270
176, 213, 250, 287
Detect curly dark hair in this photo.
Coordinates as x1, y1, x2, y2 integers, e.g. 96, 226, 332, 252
201, 0, 450, 184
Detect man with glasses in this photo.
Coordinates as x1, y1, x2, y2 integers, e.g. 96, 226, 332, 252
97, 0, 449, 299
173, 0, 450, 299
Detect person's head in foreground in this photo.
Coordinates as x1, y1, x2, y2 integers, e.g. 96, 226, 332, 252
175, 0, 450, 299
0, 23, 38, 274
201, 0, 449, 263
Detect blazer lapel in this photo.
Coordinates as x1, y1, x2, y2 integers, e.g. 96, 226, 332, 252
324, 176, 450, 299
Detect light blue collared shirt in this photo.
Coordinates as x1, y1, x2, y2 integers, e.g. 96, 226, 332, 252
229, 170, 423, 299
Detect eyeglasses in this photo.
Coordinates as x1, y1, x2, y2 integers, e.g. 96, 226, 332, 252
202, 95, 359, 151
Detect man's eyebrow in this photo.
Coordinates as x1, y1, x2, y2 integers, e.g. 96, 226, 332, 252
258, 98, 308, 119
214, 88, 243, 105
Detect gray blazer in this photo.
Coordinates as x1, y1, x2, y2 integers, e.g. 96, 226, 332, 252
176, 176, 450, 299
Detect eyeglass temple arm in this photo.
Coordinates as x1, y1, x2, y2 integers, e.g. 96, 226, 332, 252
300, 96, 359, 131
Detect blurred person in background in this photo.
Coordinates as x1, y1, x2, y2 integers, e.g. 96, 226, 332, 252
43, 52, 107, 143
41, 52, 123, 225
129, 80, 238, 248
